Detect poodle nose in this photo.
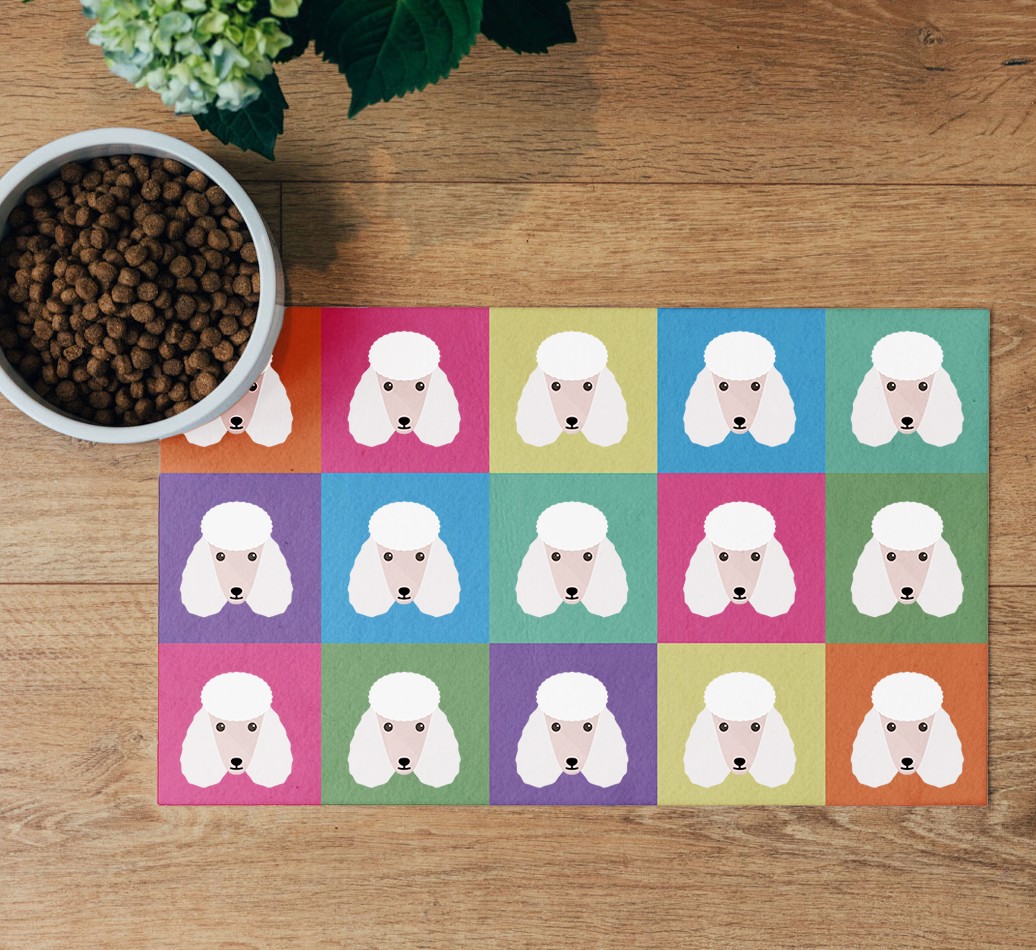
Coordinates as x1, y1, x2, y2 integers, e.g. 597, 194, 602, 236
566, 757, 578, 768
398, 586, 411, 598
230, 757, 243, 768
733, 757, 746, 768
566, 416, 578, 426
733, 416, 746, 426
566, 586, 578, 597
230, 416, 243, 426
901, 586, 914, 598
901, 416, 914, 427
901, 757, 914, 768
733, 586, 746, 598
398, 757, 410, 768
230, 586, 243, 598
398, 416, 410, 426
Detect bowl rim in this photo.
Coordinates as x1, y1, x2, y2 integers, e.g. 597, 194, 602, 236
0, 127, 283, 444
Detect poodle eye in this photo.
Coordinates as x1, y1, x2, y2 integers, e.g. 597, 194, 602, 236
551, 381, 561, 392
886, 722, 896, 732
918, 551, 928, 562
918, 722, 928, 732
550, 722, 561, 732
751, 722, 761, 732
247, 551, 257, 561
383, 552, 393, 561
718, 722, 729, 732
248, 382, 258, 392
551, 552, 561, 562
215, 551, 226, 561
247, 722, 257, 732
415, 722, 425, 732
751, 552, 761, 562
918, 381, 929, 392
886, 552, 896, 561
583, 722, 593, 732
215, 722, 225, 732
886, 381, 896, 391
383, 722, 393, 732
383, 381, 393, 392
416, 551, 425, 562
718, 552, 729, 561
751, 381, 761, 391
583, 551, 593, 561
415, 381, 425, 392
718, 381, 729, 391
583, 381, 593, 391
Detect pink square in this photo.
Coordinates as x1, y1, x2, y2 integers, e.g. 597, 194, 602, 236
321, 308, 489, 472
658, 473, 826, 643
159, 644, 322, 804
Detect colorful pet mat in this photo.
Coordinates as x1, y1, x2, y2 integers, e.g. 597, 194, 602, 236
158, 308, 989, 805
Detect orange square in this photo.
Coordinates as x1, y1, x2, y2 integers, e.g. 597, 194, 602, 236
160, 307, 322, 473
826, 644, 987, 805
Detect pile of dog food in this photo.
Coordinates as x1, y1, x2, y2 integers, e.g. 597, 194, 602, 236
0, 154, 260, 426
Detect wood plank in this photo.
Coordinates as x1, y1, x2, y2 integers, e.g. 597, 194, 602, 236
2, 1, 1033, 185
0, 584, 1031, 947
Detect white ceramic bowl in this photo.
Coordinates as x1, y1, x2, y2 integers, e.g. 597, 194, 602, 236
0, 128, 284, 443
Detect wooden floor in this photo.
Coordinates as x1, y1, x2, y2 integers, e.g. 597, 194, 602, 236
2, 1, 1034, 946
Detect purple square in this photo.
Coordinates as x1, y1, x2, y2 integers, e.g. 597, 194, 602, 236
490, 644, 657, 804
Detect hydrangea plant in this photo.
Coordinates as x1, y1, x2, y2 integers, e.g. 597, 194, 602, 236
76, 0, 577, 160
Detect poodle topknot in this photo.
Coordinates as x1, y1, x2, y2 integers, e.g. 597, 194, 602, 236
180, 501, 293, 618
684, 331, 796, 447
180, 671, 293, 788
348, 671, 461, 788
516, 672, 629, 789
516, 501, 628, 618
852, 671, 964, 788
183, 359, 294, 447
516, 331, 628, 447
347, 501, 461, 617
683, 671, 796, 788
684, 501, 796, 618
348, 331, 461, 447
851, 501, 963, 618
851, 330, 963, 447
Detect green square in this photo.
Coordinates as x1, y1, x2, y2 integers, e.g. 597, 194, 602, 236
321, 644, 489, 803
489, 474, 657, 642
826, 474, 987, 643
825, 309, 988, 473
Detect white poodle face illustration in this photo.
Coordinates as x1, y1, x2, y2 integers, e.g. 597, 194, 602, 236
183, 361, 294, 447
516, 331, 628, 447
516, 502, 628, 618
683, 502, 796, 618
348, 502, 460, 617
516, 672, 628, 788
180, 672, 293, 788
348, 673, 460, 788
684, 672, 796, 788
851, 331, 963, 447
180, 502, 293, 618
851, 672, 963, 788
684, 332, 796, 448
851, 502, 963, 617
348, 331, 460, 447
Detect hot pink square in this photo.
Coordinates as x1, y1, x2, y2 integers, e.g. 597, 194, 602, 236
658, 473, 826, 643
321, 307, 489, 472
158, 643, 322, 804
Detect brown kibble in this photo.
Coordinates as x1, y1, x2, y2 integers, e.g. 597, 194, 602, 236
142, 214, 165, 238
184, 191, 209, 217
212, 340, 234, 362
185, 226, 205, 248
163, 358, 184, 376
191, 372, 218, 400
218, 316, 239, 336
204, 185, 228, 206
110, 283, 134, 305
117, 267, 141, 288
174, 295, 196, 317
185, 169, 208, 192
200, 271, 221, 293
54, 379, 76, 402
130, 302, 155, 323
136, 281, 158, 302
230, 328, 249, 346
75, 277, 99, 301
170, 255, 191, 277
240, 242, 257, 263
169, 382, 188, 402
199, 326, 221, 348
130, 347, 153, 370
124, 244, 147, 267
232, 275, 252, 296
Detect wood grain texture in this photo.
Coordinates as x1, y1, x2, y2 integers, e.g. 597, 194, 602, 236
1, 0, 1034, 946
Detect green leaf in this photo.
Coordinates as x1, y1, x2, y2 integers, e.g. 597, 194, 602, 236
275, 0, 314, 62
193, 71, 288, 161
312, 0, 483, 118
481, 0, 574, 54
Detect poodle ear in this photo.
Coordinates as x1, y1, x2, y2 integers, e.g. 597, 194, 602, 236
413, 538, 461, 617
348, 537, 395, 617
516, 539, 563, 617
580, 707, 628, 788
684, 537, 730, 618
516, 710, 563, 788
683, 367, 729, 447
581, 367, 628, 447
348, 708, 395, 788
414, 708, 461, 788
751, 367, 796, 447
246, 366, 293, 447
180, 538, 227, 618
851, 537, 897, 617
851, 707, 898, 787
581, 537, 628, 618
180, 708, 226, 788
683, 708, 729, 788
917, 707, 964, 788
749, 537, 796, 618
851, 367, 897, 447
749, 707, 796, 788
516, 368, 562, 447
916, 537, 964, 618
414, 368, 461, 447
246, 708, 293, 788
182, 415, 227, 447
246, 538, 293, 618
917, 368, 964, 447
348, 366, 395, 447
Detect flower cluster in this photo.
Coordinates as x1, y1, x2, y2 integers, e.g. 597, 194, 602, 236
82, 0, 300, 115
